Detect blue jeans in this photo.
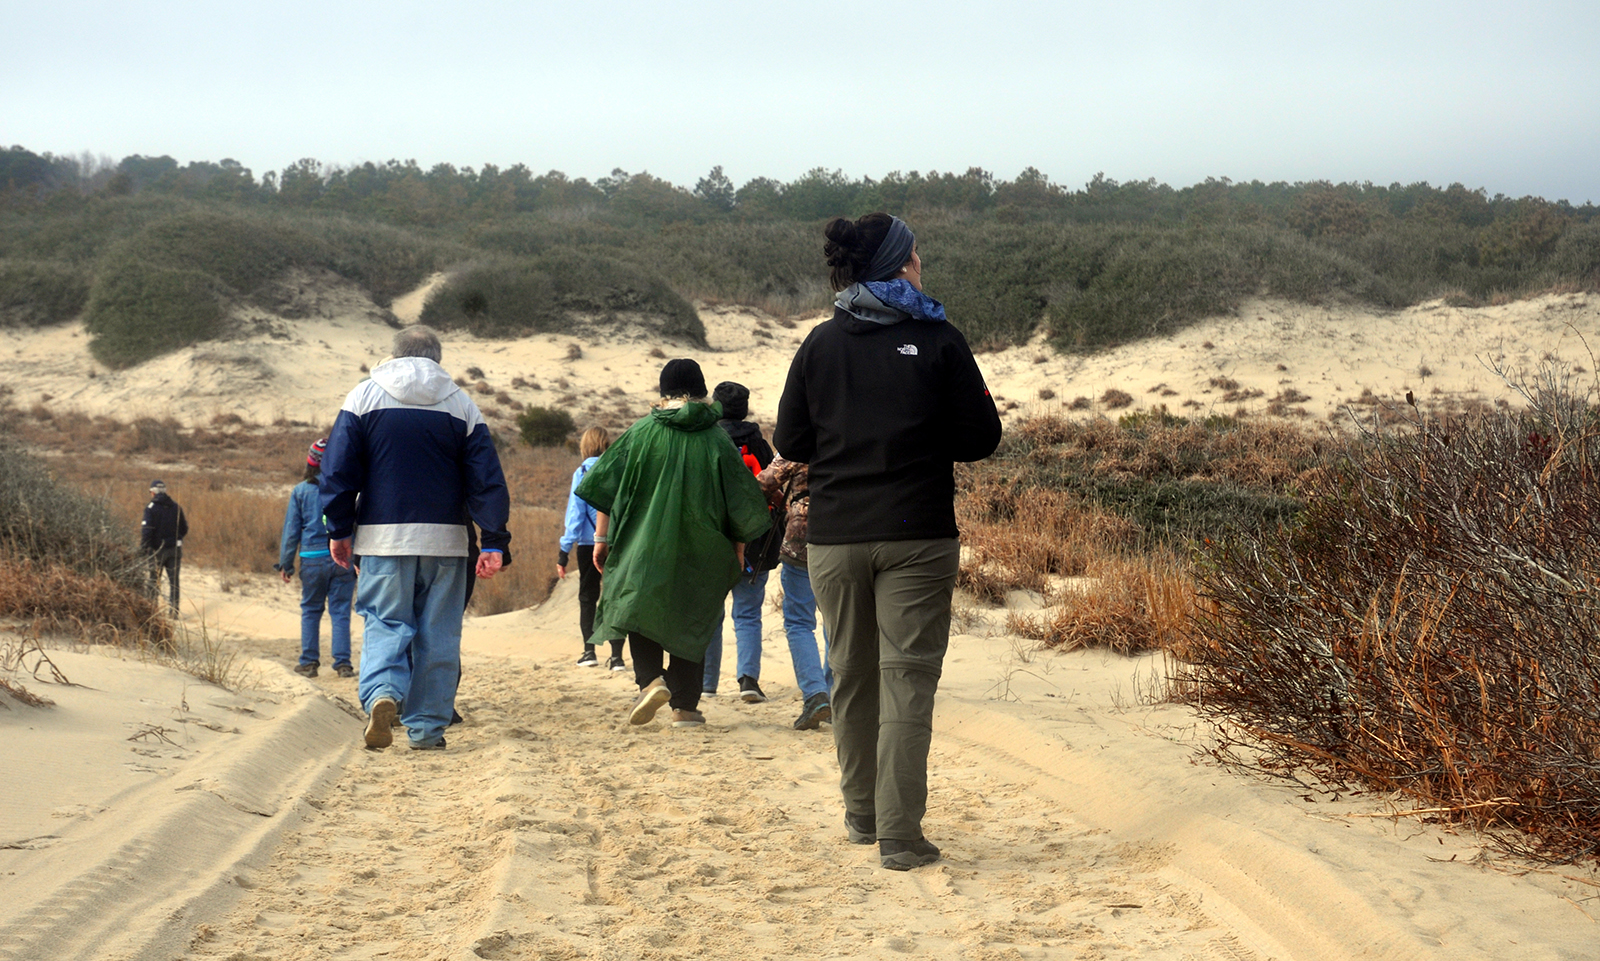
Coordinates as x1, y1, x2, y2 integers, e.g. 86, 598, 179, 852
355, 555, 468, 748
780, 562, 831, 701
298, 554, 354, 667
703, 570, 768, 692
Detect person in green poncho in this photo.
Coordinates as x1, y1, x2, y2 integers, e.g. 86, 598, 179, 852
575, 358, 771, 728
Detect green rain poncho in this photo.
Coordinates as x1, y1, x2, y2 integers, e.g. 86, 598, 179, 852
575, 400, 771, 662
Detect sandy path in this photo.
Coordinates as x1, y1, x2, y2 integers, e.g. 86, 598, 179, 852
185, 642, 1250, 961
7, 573, 1598, 959
167, 576, 1272, 961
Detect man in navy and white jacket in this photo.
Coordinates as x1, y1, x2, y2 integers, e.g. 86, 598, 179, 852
321, 325, 512, 751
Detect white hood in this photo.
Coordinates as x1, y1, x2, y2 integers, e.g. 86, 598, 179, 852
369, 357, 460, 407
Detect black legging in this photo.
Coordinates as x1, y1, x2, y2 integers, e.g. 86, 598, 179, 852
577, 545, 624, 657
628, 633, 702, 711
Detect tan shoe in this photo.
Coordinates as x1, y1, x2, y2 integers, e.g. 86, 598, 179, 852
670, 709, 706, 728
365, 697, 397, 749
628, 677, 672, 725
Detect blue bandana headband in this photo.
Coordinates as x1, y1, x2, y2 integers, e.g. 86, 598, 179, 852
862, 217, 915, 282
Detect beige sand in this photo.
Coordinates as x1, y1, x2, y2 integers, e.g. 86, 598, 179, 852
5, 276, 1595, 431
3, 284, 1599, 960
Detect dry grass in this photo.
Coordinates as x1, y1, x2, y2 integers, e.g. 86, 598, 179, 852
158, 618, 254, 689
19, 402, 585, 613
1006, 550, 1198, 655
956, 481, 1139, 602
468, 505, 563, 615
0, 560, 171, 646
0, 633, 70, 708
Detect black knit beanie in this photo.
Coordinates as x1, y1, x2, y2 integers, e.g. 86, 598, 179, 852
658, 358, 707, 398
712, 381, 750, 420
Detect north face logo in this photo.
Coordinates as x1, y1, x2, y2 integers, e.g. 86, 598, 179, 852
897, 345, 918, 356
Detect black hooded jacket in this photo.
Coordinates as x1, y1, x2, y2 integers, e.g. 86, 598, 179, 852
773, 307, 1002, 544
140, 492, 189, 553
719, 418, 774, 470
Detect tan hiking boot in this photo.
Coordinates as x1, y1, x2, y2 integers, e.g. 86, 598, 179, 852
365, 696, 397, 749
628, 677, 672, 725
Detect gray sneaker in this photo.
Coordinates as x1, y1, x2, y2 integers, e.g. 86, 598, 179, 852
879, 837, 941, 871
793, 692, 832, 730
845, 811, 876, 845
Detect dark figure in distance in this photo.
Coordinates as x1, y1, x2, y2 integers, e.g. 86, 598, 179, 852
141, 480, 188, 616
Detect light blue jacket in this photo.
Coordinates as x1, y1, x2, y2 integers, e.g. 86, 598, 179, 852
279, 480, 330, 571
559, 457, 601, 553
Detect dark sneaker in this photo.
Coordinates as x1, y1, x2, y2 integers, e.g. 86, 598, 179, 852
845, 811, 876, 845
737, 675, 767, 703
577, 648, 599, 667
670, 709, 706, 728
294, 662, 318, 678
879, 837, 941, 871
334, 663, 354, 678
409, 737, 447, 750
450, 709, 463, 726
794, 692, 832, 730
365, 697, 397, 749
629, 677, 672, 725
605, 655, 627, 672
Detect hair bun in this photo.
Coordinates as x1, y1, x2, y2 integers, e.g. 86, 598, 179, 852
823, 217, 858, 248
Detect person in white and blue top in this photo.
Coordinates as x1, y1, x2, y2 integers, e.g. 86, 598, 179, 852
321, 325, 512, 752
558, 426, 626, 670
278, 437, 355, 679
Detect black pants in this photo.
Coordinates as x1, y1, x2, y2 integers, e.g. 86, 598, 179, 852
628, 632, 701, 711
147, 546, 180, 615
577, 546, 624, 657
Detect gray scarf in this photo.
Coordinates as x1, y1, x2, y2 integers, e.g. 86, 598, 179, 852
834, 283, 909, 326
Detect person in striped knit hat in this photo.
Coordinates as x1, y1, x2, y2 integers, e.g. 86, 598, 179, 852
277, 437, 356, 678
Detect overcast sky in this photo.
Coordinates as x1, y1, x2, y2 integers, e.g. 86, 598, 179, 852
6, 0, 1598, 203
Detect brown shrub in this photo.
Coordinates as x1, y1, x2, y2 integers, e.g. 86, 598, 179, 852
118, 417, 192, 454
1100, 388, 1133, 409
0, 559, 170, 646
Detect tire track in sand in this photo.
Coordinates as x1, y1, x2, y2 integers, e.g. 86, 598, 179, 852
188, 656, 1258, 961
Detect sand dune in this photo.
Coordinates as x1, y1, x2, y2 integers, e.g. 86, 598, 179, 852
3, 283, 1600, 959
5, 275, 1595, 431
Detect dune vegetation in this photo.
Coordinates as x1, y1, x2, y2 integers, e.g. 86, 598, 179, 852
3, 145, 1598, 365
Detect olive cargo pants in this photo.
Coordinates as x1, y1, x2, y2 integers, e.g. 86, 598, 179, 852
809, 538, 959, 843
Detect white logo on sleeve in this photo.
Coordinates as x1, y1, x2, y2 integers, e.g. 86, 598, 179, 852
897, 344, 919, 356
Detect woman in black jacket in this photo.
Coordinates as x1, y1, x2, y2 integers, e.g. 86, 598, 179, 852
774, 212, 1002, 870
